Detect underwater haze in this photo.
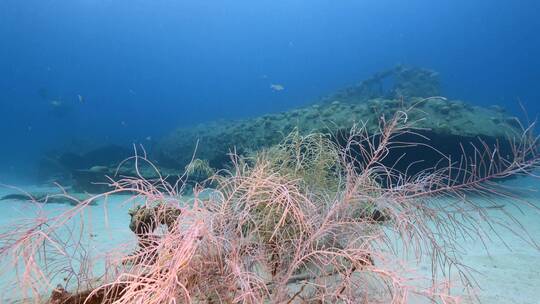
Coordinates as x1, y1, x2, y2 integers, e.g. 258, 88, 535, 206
1, 0, 539, 183
2, 2, 540, 303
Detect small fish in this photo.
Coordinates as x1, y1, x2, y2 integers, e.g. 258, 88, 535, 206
145, 136, 152, 141
50, 100, 63, 107
77, 94, 84, 103
270, 84, 285, 91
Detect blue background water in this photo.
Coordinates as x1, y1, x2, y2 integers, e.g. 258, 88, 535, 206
1, 0, 539, 182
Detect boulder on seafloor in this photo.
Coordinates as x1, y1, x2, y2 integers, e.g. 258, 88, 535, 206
36, 145, 181, 193
37, 145, 133, 183
71, 162, 181, 193
154, 67, 524, 179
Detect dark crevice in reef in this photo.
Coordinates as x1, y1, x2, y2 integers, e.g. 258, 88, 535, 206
335, 128, 516, 184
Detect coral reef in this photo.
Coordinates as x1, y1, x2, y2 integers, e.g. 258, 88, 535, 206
70, 162, 179, 193
35, 67, 524, 194
155, 93, 522, 177
184, 158, 215, 185
1, 109, 537, 303
36, 145, 134, 188
321, 65, 441, 102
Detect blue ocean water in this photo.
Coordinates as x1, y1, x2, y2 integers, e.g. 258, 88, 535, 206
0, 0, 539, 183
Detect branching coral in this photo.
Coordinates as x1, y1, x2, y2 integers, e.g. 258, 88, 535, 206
259, 129, 343, 192
185, 158, 215, 184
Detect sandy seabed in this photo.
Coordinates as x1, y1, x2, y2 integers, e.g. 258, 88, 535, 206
0, 177, 539, 304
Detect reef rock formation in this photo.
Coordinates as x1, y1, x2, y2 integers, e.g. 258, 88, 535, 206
321, 65, 441, 102
155, 67, 522, 176
37, 145, 133, 183
35, 66, 525, 191
70, 162, 180, 193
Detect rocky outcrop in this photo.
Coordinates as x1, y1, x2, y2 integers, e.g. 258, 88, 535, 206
320, 65, 441, 103
70, 163, 180, 193
155, 67, 522, 174
37, 145, 133, 183
36, 67, 527, 192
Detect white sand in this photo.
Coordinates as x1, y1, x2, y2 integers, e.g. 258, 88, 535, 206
0, 177, 539, 303
0, 186, 137, 303
403, 181, 540, 304
456, 177, 540, 304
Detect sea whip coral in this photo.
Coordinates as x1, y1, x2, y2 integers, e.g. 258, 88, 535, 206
1, 108, 538, 303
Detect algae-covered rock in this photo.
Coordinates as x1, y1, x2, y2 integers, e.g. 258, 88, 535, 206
37, 145, 133, 184
156, 99, 520, 171
320, 65, 441, 103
